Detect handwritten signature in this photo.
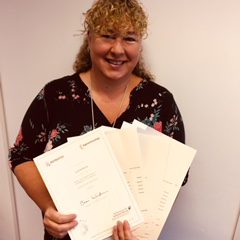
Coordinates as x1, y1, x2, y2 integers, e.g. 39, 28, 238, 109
80, 190, 109, 206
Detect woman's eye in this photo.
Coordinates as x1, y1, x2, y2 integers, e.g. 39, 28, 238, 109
102, 35, 114, 39
124, 37, 137, 43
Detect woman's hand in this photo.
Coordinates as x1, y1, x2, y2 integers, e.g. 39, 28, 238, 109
43, 206, 78, 239
113, 220, 138, 240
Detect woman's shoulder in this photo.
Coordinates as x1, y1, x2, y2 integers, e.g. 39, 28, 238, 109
43, 73, 87, 94
137, 79, 174, 98
44, 73, 80, 89
37, 73, 88, 103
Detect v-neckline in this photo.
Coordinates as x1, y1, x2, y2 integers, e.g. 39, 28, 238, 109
76, 73, 143, 127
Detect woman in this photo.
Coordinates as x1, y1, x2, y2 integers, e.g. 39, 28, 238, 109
9, 0, 186, 239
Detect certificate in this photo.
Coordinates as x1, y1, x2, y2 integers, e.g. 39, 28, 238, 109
130, 121, 196, 240
104, 128, 146, 211
34, 129, 143, 240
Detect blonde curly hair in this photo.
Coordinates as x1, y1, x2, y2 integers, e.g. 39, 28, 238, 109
73, 0, 154, 80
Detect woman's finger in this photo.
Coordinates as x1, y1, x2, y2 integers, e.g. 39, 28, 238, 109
113, 225, 119, 240
117, 221, 125, 240
123, 220, 134, 240
43, 207, 78, 238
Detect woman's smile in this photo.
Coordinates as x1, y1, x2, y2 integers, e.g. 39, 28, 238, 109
88, 31, 141, 81
106, 59, 127, 66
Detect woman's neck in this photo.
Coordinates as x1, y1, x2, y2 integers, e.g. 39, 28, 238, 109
89, 69, 132, 95
80, 69, 142, 97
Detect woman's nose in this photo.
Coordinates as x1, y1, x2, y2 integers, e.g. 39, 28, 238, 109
110, 38, 125, 55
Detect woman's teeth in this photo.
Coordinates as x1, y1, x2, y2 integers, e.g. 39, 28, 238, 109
107, 59, 125, 65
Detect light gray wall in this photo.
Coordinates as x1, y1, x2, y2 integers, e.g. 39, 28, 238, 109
0, 79, 19, 240
0, 0, 239, 239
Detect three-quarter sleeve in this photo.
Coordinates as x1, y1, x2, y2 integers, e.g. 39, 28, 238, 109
161, 92, 185, 143
9, 88, 49, 171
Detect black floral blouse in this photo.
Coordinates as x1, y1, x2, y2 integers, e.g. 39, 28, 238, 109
9, 73, 187, 240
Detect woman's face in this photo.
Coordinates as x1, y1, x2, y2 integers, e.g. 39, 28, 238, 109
88, 30, 142, 82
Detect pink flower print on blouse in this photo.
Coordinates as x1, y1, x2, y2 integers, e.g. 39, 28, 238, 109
72, 93, 80, 100
44, 139, 53, 152
154, 121, 163, 132
50, 129, 59, 139
15, 128, 23, 146
57, 91, 66, 100
169, 115, 178, 128
44, 129, 58, 152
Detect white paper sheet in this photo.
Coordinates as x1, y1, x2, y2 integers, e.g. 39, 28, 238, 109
34, 129, 143, 240
131, 121, 196, 240
104, 128, 146, 211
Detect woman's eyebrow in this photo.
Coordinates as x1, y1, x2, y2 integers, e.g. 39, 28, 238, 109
125, 31, 138, 36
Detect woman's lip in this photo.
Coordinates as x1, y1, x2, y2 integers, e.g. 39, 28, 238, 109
106, 59, 127, 65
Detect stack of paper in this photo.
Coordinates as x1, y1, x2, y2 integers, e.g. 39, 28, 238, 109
121, 120, 196, 239
34, 120, 196, 240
